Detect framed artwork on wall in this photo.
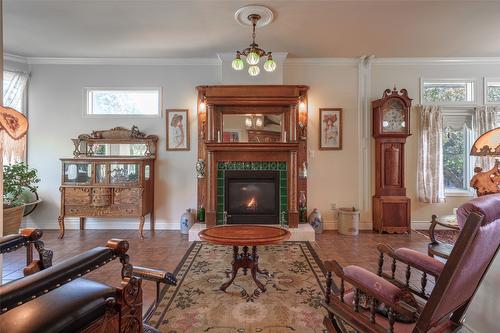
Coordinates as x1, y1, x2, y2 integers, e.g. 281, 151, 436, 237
166, 109, 190, 151
319, 108, 343, 150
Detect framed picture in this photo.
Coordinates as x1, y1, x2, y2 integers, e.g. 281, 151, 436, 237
319, 108, 342, 150
166, 109, 190, 151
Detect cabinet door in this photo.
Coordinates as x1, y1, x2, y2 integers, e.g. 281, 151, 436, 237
63, 162, 92, 185
109, 163, 140, 185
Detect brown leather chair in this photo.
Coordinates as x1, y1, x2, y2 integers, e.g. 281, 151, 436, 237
0, 238, 175, 333
322, 207, 500, 333
0, 228, 53, 276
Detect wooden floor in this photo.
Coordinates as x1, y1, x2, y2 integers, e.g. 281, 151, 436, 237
2, 229, 432, 313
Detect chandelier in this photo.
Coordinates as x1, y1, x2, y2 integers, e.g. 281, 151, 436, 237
232, 14, 276, 76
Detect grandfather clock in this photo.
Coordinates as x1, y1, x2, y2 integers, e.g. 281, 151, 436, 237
372, 87, 412, 233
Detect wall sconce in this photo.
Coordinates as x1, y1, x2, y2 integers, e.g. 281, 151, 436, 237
199, 95, 207, 141
298, 96, 307, 139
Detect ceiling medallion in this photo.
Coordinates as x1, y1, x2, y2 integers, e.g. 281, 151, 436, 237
232, 6, 276, 77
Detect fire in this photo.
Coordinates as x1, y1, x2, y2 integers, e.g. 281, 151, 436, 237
247, 197, 257, 209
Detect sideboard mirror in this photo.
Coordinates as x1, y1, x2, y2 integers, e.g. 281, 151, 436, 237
72, 126, 158, 158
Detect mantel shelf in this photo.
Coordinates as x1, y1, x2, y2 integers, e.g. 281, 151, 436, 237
205, 142, 300, 152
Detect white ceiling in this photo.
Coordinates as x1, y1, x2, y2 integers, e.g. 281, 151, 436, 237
3, 0, 500, 59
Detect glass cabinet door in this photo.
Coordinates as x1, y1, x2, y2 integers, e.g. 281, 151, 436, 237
96, 163, 107, 184
64, 162, 92, 184
110, 163, 140, 185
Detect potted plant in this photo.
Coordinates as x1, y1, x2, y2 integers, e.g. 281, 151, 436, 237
3, 163, 40, 235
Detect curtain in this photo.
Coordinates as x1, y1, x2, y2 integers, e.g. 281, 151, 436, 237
2, 70, 29, 165
474, 106, 499, 171
417, 105, 445, 203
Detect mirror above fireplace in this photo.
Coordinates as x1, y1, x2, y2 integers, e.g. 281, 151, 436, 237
222, 113, 283, 143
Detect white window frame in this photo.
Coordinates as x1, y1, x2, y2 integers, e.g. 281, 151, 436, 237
420, 78, 477, 106
484, 77, 500, 105
442, 108, 475, 197
83, 87, 162, 118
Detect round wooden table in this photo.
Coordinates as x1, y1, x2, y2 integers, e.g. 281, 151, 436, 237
199, 225, 291, 292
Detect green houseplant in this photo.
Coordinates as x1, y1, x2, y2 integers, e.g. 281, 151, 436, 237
3, 163, 40, 235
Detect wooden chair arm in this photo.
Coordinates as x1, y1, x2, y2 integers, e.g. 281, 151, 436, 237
376, 243, 443, 278
132, 266, 176, 286
324, 260, 417, 320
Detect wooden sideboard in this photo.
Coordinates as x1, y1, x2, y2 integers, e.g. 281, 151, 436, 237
58, 127, 158, 239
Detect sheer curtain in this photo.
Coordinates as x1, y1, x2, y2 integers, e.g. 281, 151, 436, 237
417, 105, 445, 203
474, 106, 499, 170
2, 70, 29, 165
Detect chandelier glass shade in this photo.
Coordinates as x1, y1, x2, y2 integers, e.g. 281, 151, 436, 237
248, 65, 260, 76
232, 14, 276, 76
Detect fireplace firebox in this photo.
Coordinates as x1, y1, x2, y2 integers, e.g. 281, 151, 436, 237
224, 170, 280, 224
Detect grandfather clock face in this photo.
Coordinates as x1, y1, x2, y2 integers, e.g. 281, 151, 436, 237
381, 99, 406, 133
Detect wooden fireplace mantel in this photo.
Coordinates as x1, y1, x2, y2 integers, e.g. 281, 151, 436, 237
206, 142, 299, 152
197, 85, 309, 228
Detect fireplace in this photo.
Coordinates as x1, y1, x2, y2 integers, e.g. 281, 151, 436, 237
224, 170, 280, 224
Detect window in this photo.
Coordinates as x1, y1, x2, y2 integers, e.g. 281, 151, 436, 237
485, 78, 500, 105
442, 110, 474, 195
85, 88, 161, 116
421, 79, 476, 105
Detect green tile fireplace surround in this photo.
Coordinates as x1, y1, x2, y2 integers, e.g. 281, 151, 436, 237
216, 161, 288, 226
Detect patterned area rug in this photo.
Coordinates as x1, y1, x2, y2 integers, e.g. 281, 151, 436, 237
146, 242, 331, 333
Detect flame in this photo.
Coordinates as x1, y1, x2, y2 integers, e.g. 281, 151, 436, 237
247, 197, 257, 209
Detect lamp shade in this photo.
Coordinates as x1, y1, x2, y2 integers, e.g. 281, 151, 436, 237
0, 106, 29, 140
470, 127, 500, 156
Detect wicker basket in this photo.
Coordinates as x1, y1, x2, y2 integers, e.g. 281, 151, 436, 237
3, 205, 25, 236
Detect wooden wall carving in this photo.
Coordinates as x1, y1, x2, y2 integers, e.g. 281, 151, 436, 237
196, 85, 309, 228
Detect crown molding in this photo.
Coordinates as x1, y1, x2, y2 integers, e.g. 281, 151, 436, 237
5, 52, 500, 66
372, 57, 500, 65
285, 58, 358, 65
4, 53, 219, 66
4, 53, 29, 64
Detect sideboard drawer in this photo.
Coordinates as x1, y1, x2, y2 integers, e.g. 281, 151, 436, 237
114, 188, 142, 205
65, 205, 139, 217
64, 188, 92, 205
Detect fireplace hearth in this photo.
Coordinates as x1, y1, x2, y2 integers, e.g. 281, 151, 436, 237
224, 170, 279, 224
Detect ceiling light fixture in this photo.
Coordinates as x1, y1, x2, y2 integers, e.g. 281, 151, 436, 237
232, 13, 276, 76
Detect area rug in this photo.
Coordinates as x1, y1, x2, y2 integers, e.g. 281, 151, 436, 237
146, 241, 333, 333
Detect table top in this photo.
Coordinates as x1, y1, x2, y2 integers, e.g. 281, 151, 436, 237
198, 225, 291, 246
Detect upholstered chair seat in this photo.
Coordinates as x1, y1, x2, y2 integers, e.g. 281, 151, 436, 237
1, 278, 115, 333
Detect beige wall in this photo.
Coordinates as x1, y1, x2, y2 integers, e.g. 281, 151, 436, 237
23, 60, 500, 230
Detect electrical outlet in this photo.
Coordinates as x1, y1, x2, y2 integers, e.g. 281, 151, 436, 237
330, 203, 337, 210
452, 207, 458, 215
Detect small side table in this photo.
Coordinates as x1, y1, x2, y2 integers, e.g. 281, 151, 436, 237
199, 225, 291, 292
428, 214, 460, 259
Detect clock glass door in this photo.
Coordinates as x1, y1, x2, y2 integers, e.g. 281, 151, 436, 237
382, 99, 406, 133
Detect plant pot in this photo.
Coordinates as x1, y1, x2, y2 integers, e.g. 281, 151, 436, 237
3, 205, 25, 236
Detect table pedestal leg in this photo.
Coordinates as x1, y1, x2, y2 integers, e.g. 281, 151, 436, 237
220, 245, 267, 292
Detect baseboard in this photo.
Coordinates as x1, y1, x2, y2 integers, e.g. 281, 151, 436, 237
22, 217, 179, 230
22, 218, 439, 232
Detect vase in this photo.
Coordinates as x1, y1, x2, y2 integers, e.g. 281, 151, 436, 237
180, 208, 195, 234
308, 208, 323, 234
